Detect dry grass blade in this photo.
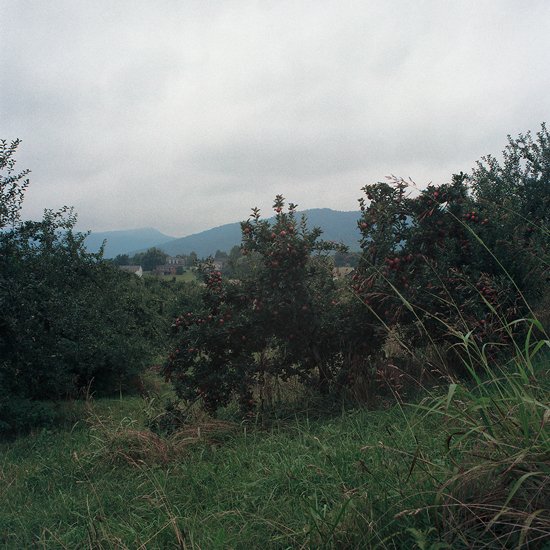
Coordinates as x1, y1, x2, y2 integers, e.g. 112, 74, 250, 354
86, 406, 240, 467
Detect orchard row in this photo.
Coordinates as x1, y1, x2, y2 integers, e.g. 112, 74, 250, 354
164, 126, 550, 414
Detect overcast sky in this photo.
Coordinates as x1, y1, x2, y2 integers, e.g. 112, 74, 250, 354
2, 1, 549, 238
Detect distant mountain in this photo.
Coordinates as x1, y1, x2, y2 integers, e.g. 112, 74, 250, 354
297, 208, 361, 249
84, 228, 176, 259
84, 209, 363, 260
133, 208, 362, 259
146, 224, 243, 259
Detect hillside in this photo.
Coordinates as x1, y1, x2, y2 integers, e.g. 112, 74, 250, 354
82, 209, 362, 259
84, 228, 176, 258
132, 208, 362, 258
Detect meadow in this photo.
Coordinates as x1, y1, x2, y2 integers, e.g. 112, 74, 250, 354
2, 333, 550, 550
3, 127, 550, 548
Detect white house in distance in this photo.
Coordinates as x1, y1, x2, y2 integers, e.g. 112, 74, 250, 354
120, 265, 143, 277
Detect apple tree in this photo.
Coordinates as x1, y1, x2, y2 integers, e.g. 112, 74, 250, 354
351, 125, 550, 369
0, 139, 29, 230
164, 196, 347, 415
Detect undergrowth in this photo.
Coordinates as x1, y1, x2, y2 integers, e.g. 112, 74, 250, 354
2, 323, 550, 549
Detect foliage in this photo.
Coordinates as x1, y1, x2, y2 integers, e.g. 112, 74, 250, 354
0, 213, 203, 433
0, 210, 147, 401
351, 125, 550, 370
0, 139, 29, 230
186, 251, 198, 266
130, 247, 168, 272
220, 245, 243, 277
333, 251, 359, 267
113, 253, 131, 266
164, 196, 347, 415
0, 141, 204, 434
4, 125, 550, 547
414, 320, 550, 548
161, 124, 550, 421
469, 123, 550, 213
468, 123, 550, 301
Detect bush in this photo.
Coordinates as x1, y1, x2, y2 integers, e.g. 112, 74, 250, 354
351, 125, 550, 374
164, 196, 347, 415
161, 124, 550, 420
0, 209, 150, 398
0, 141, 204, 434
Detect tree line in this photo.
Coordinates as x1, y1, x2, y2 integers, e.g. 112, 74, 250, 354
2, 124, 550, 432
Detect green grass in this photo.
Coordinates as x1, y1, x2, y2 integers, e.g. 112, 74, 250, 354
141, 270, 198, 283
3, 330, 550, 549
0, 383, 450, 549
172, 270, 199, 284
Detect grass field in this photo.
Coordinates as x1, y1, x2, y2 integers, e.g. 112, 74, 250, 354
3, 341, 550, 550
0, 386, 442, 549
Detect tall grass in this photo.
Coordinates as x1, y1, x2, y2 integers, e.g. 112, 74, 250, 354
1, 379, 454, 549
3, 332, 550, 548
409, 320, 550, 549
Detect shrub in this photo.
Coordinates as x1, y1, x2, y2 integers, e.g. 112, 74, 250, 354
0, 141, 203, 434
164, 196, 347, 415
164, 125, 550, 417
352, 125, 550, 374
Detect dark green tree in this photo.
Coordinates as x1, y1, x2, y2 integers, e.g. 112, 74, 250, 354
351, 124, 550, 369
221, 245, 245, 276
186, 251, 198, 267
0, 209, 156, 401
113, 253, 131, 266
132, 247, 168, 272
0, 139, 29, 230
0, 142, 184, 434
333, 251, 359, 267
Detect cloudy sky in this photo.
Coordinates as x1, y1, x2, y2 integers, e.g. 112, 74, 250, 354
2, 1, 549, 238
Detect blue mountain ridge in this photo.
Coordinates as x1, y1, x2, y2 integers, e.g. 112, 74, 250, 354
86, 208, 363, 259
83, 228, 176, 259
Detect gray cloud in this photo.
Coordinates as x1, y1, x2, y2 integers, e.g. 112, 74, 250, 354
2, 0, 549, 237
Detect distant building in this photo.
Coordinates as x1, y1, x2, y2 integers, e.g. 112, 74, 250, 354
213, 258, 226, 270
166, 257, 186, 265
120, 265, 143, 277
155, 265, 176, 276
